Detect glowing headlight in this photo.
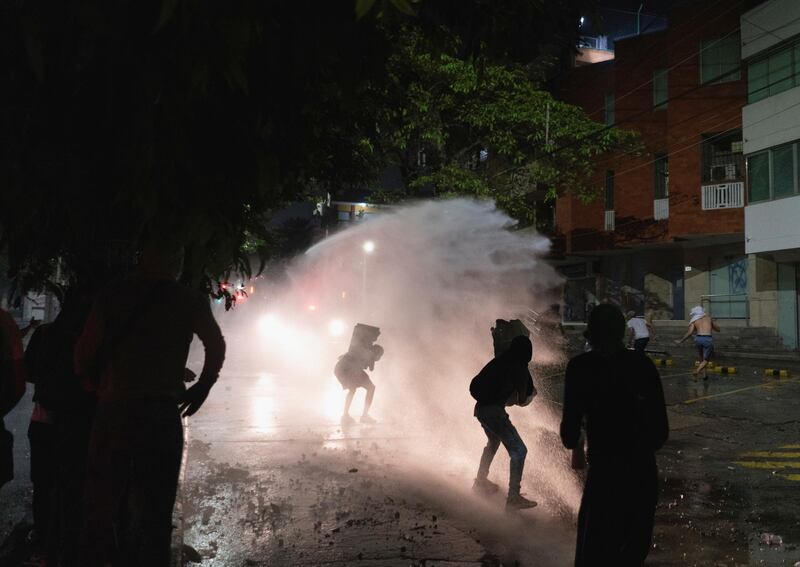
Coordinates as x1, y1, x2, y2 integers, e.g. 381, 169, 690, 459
328, 318, 347, 337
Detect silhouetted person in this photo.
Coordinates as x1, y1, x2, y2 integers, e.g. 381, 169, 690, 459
561, 304, 669, 566
24, 322, 60, 550
75, 238, 225, 567
335, 344, 383, 424
470, 335, 537, 510
29, 290, 96, 566
1, 307, 26, 489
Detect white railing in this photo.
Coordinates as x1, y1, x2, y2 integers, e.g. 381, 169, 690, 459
604, 210, 615, 231
653, 198, 669, 220
701, 182, 744, 210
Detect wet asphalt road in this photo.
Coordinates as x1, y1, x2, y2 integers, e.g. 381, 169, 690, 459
177, 352, 800, 566
2, 353, 800, 566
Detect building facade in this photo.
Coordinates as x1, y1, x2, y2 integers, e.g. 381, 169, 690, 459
742, 0, 800, 348
555, 0, 753, 326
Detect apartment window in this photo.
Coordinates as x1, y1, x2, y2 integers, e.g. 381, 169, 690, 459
773, 145, 795, 198
701, 130, 744, 183
748, 58, 768, 102
653, 68, 668, 109
747, 38, 800, 103
604, 93, 615, 126
604, 170, 615, 210
700, 34, 741, 85
748, 152, 770, 202
747, 142, 800, 202
654, 154, 669, 198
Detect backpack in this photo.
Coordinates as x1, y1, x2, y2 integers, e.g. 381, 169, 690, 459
469, 358, 506, 403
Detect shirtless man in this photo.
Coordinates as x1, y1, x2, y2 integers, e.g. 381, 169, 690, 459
674, 306, 720, 380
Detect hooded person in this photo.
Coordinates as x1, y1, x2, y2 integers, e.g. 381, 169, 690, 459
560, 304, 669, 566
469, 335, 538, 509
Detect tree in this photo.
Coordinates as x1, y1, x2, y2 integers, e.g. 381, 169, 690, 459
375, 29, 640, 226
0, 0, 606, 298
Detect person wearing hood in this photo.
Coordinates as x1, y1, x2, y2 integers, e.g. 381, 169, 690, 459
469, 335, 538, 509
674, 305, 720, 380
561, 304, 669, 566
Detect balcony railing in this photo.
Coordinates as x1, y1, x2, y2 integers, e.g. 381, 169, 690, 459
701, 181, 744, 210
653, 198, 669, 220
604, 209, 615, 231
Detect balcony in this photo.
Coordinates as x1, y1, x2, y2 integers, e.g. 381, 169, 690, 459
701, 182, 745, 210
653, 198, 669, 220
604, 209, 615, 231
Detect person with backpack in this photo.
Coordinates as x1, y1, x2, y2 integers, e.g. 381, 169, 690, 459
470, 335, 537, 510
561, 304, 669, 565
334, 343, 383, 425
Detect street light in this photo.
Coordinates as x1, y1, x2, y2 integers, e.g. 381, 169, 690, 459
362, 241, 375, 314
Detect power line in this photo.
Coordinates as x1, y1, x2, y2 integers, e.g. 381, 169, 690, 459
552, 0, 733, 102
560, 16, 800, 160
550, 97, 800, 245
583, 1, 746, 119
585, 57, 800, 173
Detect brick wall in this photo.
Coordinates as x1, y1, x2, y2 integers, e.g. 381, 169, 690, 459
555, 0, 748, 254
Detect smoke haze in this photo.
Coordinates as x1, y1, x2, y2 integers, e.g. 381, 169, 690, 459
213, 198, 582, 522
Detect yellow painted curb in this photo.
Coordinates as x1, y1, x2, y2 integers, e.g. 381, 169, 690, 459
764, 368, 791, 378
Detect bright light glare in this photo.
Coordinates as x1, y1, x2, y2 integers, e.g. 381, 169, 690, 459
323, 381, 347, 420
362, 240, 375, 253
258, 314, 282, 337
251, 396, 277, 433
328, 318, 347, 337
308, 304, 317, 311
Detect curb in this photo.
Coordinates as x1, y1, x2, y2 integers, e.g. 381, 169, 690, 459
764, 368, 791, 377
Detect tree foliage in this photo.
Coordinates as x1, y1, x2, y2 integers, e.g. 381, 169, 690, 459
377, 30, 640, 225
0, 0, 608, 297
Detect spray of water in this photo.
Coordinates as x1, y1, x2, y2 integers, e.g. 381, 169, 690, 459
218, 198, 582, 523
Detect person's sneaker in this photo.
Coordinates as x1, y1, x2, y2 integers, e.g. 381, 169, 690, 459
360, 414, 377, 424
506, 494, 538, 510
341, 414, 356, 425
472, 478, 500, 494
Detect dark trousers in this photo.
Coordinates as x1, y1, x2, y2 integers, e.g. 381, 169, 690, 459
474, 404, 528, 497
0, 418, 13, 488
632, 338, 649, 353
80, 399, 183, 567
28, 420, 57, 544
575, 454, 658, 566
50, 409, 95, 566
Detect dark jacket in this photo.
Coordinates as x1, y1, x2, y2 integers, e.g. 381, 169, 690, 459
560, 349, 669, 460
471, 350, 535, 407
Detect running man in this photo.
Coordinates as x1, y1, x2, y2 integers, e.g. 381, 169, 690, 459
626, 311, 653, 354
674, 306, 720, 380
